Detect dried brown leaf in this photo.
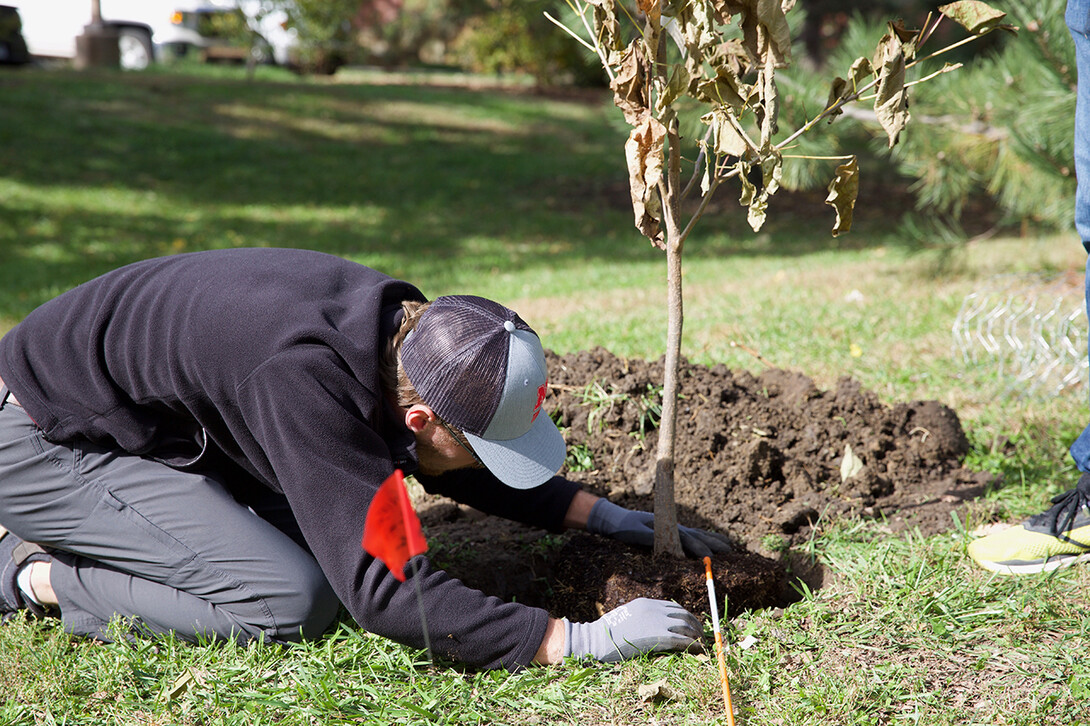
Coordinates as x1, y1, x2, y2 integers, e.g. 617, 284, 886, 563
695, 64, 750, 110
738, 151, 782, 232
678, 0, 718, 51
738, 160, 756, 206
637, 678, 684, 703
637, 0, 661, 28
887, 19, 921, 61
710, 0, 743, 24
760, 148, 782, 197
700, 108, 749, 158
758, 49, 778, 146
699, 138, 714, 194
745, 188, 767, 231
825, 156, 859, 237
825, 57, 873, 123
740, 0, 792, 68
656, 64, 691, 117
939, 1, 1014, 35
625, 115, 668, 248
587, 0, 623, 60
705, 37, 756, 76
872, 27, 909, 147
611, 42, 650, 127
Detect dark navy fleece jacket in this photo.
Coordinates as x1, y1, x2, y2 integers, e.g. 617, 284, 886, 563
0, 248, 580, 669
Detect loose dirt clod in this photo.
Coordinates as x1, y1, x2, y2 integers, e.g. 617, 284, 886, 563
420, 349, 992, 620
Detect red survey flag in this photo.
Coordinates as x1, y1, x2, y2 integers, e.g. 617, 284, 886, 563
362, 470, 428, 582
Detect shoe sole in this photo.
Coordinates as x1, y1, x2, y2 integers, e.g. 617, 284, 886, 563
975, 550, 1090, 575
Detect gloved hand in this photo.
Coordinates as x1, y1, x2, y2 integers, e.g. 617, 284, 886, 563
563, 598, 702, 662
585, 498, 732, 558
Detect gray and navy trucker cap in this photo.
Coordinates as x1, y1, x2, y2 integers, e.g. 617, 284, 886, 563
400, 295, 565, 489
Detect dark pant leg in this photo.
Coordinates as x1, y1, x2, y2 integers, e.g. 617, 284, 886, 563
0, 403, 339, 643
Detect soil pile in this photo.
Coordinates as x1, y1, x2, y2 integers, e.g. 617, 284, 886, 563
419, 349, 992, 621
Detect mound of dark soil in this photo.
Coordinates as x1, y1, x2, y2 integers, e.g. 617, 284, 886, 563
419, 349, 992, 621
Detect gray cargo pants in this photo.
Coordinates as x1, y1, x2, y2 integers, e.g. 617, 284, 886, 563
0, 391, 339, 643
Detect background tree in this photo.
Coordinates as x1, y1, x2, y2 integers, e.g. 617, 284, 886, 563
779, 0, 1076, 241
287, 0, 361, 72
451, 0, 605, 85
895, 0, 1075, 234
553, 0, 1010, 557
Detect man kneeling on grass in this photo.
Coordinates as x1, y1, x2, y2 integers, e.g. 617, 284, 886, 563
0, 248, 729, 669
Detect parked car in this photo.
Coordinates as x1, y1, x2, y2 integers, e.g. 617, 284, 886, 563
0, 5, 29, 64
15, 0, 181, 69
167, 2, 297, 66
12, 0, 296, 70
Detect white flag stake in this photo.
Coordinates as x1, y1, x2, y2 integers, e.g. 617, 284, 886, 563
704, 557, 736, 726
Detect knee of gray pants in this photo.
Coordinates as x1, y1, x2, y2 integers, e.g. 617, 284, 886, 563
268, 564, 340, 643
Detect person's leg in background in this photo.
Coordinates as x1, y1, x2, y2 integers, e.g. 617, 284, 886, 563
968, 0, 1090, 574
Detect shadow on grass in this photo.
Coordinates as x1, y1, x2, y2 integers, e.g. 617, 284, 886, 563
0, 67, 921, 319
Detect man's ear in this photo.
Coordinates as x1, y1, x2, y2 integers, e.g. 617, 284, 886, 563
404, 404, 435, 434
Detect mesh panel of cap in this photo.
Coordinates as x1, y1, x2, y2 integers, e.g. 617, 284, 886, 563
402, 296, 534, 437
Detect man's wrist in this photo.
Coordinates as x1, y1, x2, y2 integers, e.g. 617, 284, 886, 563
532, 617, 567, 664
562, 490, 600, 530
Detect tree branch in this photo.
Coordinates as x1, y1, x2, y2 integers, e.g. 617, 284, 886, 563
681, 127, 715, 201
834, 104, 1009, 142
678, 176, 723, 249
544, 7, 616, 83
777, 20, 989, 153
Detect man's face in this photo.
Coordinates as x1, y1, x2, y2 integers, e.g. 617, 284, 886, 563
413, 422, 483, 477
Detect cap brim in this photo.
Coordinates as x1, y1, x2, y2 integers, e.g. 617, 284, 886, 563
464, 411, 565, 490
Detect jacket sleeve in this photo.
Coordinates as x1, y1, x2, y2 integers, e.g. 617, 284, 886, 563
233, 347, 548, 670
416, 469, 581, 532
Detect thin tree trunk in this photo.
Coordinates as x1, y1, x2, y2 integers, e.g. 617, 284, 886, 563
653, 240, 685, 558
653, 114, 685, 559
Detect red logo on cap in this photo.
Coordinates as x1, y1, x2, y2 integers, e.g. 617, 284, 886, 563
532, 382, 547, 422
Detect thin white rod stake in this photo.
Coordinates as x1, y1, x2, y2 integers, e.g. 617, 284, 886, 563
704, 556, 735, 726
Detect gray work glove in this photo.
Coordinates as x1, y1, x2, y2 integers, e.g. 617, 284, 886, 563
563, 598, 702, 662
585, 498, 732, 558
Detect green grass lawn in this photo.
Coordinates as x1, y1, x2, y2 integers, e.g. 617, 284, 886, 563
1, 64, 1089, 725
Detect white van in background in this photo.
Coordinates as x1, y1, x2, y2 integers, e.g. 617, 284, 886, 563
13, 0, 297, 70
